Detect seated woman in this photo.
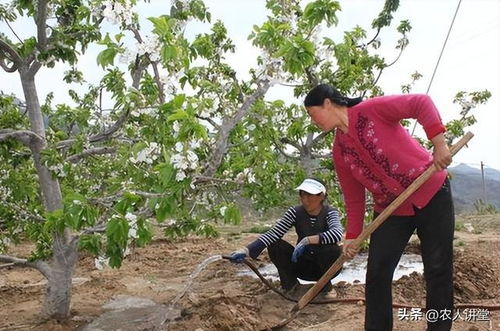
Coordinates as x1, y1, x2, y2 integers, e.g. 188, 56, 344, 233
228, 178, 343, 297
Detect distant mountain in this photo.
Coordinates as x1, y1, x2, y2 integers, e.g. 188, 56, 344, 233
448, 163, 500, 213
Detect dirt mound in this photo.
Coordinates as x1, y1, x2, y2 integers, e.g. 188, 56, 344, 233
454, 250, 500, 302
393, 271, 426, 306
392, 249, 500, 307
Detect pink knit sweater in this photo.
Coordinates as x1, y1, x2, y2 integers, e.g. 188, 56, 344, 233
332, 94, 447, 239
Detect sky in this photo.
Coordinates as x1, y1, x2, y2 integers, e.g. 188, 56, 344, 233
1, 0, 499, 169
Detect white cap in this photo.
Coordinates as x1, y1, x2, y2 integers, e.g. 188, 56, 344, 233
295, 178, 326, 195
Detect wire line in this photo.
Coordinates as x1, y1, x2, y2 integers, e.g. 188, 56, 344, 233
411, 0, 463, 136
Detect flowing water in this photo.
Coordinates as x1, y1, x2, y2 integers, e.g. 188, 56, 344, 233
237, 253, 424, 285
163, 254, 223, 324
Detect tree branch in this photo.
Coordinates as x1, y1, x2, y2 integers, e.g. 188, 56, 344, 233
311, 130, 331, 146
195, 115, 220, 129
280, 137, 302, 152
0, 254, 52, 278
229, 71, 244, 103
56, 109, 130, 149
274, 141, 300, 160
311, 152, 331, 159
130, 26, 165, 104
358, 27, 381, 48
66, 146, 116, 163
56, 49, 146, 150
304, 67, 319, 88
203, 79, 271, 177
89, 190, 167, 206
0, 58, 18, 72
5, 20, 24, 44
36, 0, 49, 51
0, 129, 43, 147
0, 39, 23, 69
385, 44, 405, 68
193, 176, 243, 185
3, 200, 45, 223
28, 60, 42, 77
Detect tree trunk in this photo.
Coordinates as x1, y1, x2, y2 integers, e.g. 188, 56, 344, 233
42, 237, 79, 319
19, 68, 63, 210
301, 134, 316, 177
19, 67, 76, 319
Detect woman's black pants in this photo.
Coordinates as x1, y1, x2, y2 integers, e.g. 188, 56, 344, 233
365, 179, 455, 331
267, 239, 342, 291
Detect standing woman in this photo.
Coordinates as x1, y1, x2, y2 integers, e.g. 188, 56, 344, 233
304, 84, 454, 331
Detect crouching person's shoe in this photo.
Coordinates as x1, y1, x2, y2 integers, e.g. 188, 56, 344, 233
312, 281, 338, 301
317, 288, 338, 300
283, 282, 313, 300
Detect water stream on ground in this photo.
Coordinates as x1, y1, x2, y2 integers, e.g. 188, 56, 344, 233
163, 254, 222, 324
237, 253, 424, 285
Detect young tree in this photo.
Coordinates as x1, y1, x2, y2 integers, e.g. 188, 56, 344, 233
0, 0, 489, 320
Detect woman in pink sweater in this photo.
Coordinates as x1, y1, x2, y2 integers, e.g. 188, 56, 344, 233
304, 84, 454, 331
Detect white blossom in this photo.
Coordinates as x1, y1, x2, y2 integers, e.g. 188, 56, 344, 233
219, 206, 227, 217
186, 150, 198, 163
176, 169, 187, 181
125, 212, 138, 239
189, 140, 201, 149
101, 0, 134, 26
48, 164, 66, 178
95, 256, 110, 270
241, 168, 256, 184
171, 153, 189, 170
172, 121, 180, 137
129, 142, 160, 165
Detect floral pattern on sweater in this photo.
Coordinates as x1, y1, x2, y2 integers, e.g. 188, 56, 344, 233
355, 114, 414, 188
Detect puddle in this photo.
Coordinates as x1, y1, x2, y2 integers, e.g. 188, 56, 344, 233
237, 253, 423, 285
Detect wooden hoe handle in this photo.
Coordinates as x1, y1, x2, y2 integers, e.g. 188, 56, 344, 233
269, 132, 474, 330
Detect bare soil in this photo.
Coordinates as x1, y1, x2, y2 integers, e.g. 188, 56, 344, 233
1, 213, 499, 331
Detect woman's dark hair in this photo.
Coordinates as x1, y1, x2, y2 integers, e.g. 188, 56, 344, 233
304, 83, 362, 108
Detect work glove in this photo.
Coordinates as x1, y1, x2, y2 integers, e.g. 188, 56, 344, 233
291, 237, 310, 263
228, 247, 249, 263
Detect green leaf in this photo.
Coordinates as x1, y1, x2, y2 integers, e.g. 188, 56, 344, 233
156, 197, 176, 222
19, 37, 37, 57
43, 209, 65, 234
303, 0, 340, 28
106, 217, 129, 248
78, 235, 101, 255
157, 163, 176, 187
137, 220, 153, 247
161, 45, 177, 61
148, 16, 171, 36
223, 203, 241, 225
97, 47, 118, 68
114, 192, 142, 215
167, 110, 189, 122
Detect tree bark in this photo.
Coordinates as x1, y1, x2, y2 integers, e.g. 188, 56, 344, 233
41, 239, 78, 319
19, 67, 78, 319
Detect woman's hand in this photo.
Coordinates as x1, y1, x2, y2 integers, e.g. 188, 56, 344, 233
342, 239, 359, 260
431, 133, 452, 171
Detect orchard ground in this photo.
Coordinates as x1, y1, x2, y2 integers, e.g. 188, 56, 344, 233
1, 213, 499, 331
